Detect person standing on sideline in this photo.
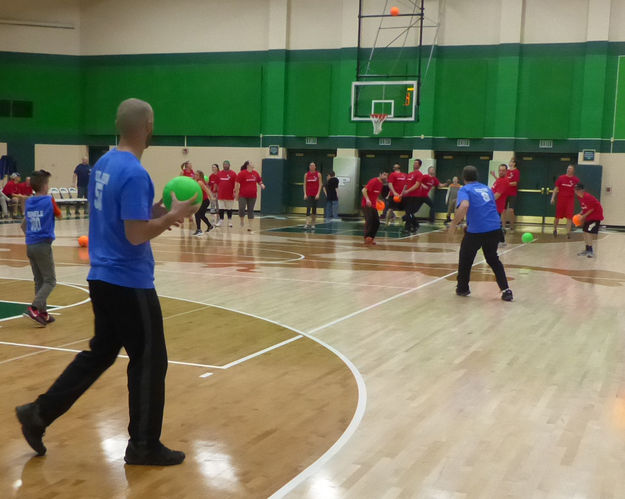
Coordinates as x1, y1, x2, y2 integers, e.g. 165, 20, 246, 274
21, 170, 62, 326
551, 164, 580, 238
180, 161, 195, 178
235, 161, 261, 232
303, 162, 322, 230
208, 163, 220, 224
445, 176, 462, 224
400, 159, 424, 234
217, 160, 237, 227
448, 165, 513, 302
324, 171, 339, 221
387, 163, 407, 225
574, 183, 604, 258
15, 98, 198, 465
73, 156, 91, 214
362, 171, 389, 246
502, 158, 520, 230
192, 170, 213, 236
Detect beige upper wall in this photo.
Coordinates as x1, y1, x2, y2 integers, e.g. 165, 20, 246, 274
7, 0, 625, 56
79, 0, 271, 55
0, 0, 80, 54
34, 144, 88, 186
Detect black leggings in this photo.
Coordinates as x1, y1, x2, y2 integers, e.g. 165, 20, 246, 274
219, 209, 233, 220
306, 196, 318, 216
402, 197, 420, 231
457, 229, 509, 293
195, 199, 212, 230
363, 206, 380, 239
36, 280, 168, 445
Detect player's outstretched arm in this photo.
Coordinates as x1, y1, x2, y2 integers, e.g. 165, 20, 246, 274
125, 193, 198, 245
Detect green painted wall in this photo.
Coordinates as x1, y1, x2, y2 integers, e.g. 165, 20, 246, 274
1, 42, 624, 152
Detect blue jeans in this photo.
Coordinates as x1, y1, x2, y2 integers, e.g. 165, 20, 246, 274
325, 200, 339, 220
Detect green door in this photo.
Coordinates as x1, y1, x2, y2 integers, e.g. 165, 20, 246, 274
516, 154, 579, 222
286, 149, 336, 212
358, 151, 411, 189
434, 152, 493, 216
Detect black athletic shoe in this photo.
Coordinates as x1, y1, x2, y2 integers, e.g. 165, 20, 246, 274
15, 403, 47, 456
124, 441, 185, 466
501, 289, 513, 302
456, 289, 471, 297
553, 230, 557, 238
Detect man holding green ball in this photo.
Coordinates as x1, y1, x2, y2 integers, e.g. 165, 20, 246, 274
15, 98, 198, 466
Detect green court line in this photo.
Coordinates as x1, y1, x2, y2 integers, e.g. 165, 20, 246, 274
0, 301, 58, 320
266, 221, 440, 238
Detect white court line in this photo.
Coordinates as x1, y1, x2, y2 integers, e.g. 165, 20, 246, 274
306, 243, 527, 336
0, 337, 91, 366
215, 335, 302, 371
0, 279, 90, 323
155, 294, 367, 499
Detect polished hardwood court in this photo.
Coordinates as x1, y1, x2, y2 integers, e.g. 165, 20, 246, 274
0, 216, 624, 498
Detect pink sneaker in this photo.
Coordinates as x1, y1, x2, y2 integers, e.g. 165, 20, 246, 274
23, 307, 47, 327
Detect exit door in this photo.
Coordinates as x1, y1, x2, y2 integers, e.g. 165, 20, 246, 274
516, 154, 603, 222
286, 149, 336, 212
358, 151, 411, 188
434, 152, 493, 216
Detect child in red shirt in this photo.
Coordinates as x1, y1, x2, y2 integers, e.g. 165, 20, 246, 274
574, 183, 603, 258
362, 171, 389, 245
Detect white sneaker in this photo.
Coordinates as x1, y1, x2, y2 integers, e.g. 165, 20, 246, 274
304, 224, 310, 230
229, 222, 233, 227
311, 225, 316, 230
216, 220, 222, 227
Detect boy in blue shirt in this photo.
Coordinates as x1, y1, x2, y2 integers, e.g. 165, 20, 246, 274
448, 165, 513, 302
22, 170, 62, 326
16, 99, 199, 466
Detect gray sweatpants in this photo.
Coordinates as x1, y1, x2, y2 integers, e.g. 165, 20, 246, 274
27, 242, 57, 312
238, 197, 256, 220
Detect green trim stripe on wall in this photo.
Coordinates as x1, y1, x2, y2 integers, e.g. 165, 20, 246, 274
1, 41, 625, 153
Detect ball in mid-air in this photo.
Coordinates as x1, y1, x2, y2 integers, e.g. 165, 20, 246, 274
390, 6, 400, 16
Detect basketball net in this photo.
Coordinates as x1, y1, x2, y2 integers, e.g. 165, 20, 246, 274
370, 114, 388, 135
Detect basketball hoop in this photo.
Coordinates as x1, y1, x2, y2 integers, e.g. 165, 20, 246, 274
370, 114, 388, 135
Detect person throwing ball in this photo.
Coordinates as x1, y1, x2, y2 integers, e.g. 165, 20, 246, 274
362, 171, 389, 245
448, 165, 513, 301
551, 164, 580, 238
15, 98, 199, 466
574, 183, 604, 258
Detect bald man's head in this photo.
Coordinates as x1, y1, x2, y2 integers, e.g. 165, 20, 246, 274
116, 98, 154, 146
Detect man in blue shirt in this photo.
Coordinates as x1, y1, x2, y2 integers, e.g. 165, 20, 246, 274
448, 165, 513, 302
16, 98, 199, 466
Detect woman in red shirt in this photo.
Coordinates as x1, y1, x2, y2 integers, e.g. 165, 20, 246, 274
180, 161, 195, 178
192, 170, 213, 236
235, 161, 262, 232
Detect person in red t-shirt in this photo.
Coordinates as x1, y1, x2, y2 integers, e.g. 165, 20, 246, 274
208, 163, 220, 224
362, 171, 389, 245
414, 166, 448, 224
574, 183, 603, 258
3, 172, 28, 217
235, 161, 262, 232
180, 161, 195, 178
216, 160, 237, 227
551, 164, 580, 238
491, 164, 510, 217
303, 162, 322, 230
400, 159, 424, 233
386, 163, 407, 224
503, 158, 520, 230
192, 170, 213, 236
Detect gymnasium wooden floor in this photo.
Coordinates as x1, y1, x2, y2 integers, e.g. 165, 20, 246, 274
1, 216, 624, 498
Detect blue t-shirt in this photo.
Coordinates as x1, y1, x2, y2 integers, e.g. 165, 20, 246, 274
87, 149, 155, 289
25, 195, 56, 245
456, 182, 502, 233
74, 163, 91, 188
